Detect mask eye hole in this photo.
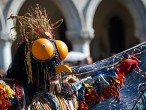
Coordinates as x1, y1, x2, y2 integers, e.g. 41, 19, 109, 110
55, 40, 68, 60
31, 38, 54, 61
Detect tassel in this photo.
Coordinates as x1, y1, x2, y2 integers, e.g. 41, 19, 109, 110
73, 95, 78, 110
56, 83, 61, 93
49, 79, 61, 93
26, 51, 33, 83
49, 82, 55, 93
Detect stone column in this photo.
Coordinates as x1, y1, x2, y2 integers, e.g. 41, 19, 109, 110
0, 33, 12, 72
66, 28, 94, 56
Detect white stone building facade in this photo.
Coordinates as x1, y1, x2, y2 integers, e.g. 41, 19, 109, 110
1, 0, 146, 71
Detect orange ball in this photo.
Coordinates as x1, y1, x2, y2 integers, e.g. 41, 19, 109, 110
55, 40, 68, 60
31, 38, 54, 61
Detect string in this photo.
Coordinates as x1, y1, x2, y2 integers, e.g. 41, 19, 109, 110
62, 47, 146, 78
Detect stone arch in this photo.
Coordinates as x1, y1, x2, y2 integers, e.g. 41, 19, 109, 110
52, 0, 84, 31
83, 0, 146, 42
52, 0, 95, 55
89, 0, 146, 61
5, 0, 85, 38
5, 0, 85, 42
119, 0, 146, 41
52, 0, 85, 40
91, 0, 139, 60
83, 0, 102, 37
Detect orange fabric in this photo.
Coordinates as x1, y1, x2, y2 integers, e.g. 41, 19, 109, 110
115, 69, 125, 88
0, 83, 11, 110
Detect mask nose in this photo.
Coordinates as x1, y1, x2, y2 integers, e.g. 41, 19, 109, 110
55, 65, 72, 75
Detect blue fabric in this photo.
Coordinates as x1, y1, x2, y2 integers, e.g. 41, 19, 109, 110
71, 42, 146, 110
91, 68, 116, 77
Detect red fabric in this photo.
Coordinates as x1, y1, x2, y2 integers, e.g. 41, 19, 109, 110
115, 69, 125, 87
0, 95, 10, 110
117, 55, 139, 74
13, 83, 23, 99
115, 55, 139, 87
78, 100, 88, 110
0, 84, 11, 110
101, 86, 113, 100
100, 86, 120, 103
109, 77, 120, 101
130, 55, 140, 62
85, 90, 101, 104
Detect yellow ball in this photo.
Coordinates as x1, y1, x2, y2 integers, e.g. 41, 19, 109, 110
31, 38, 54, 61
55, 40, 68, 60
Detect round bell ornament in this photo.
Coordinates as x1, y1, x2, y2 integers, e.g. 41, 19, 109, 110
31, 38, 54, 61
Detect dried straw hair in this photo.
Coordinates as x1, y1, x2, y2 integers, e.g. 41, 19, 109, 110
8, 5, 63, 42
